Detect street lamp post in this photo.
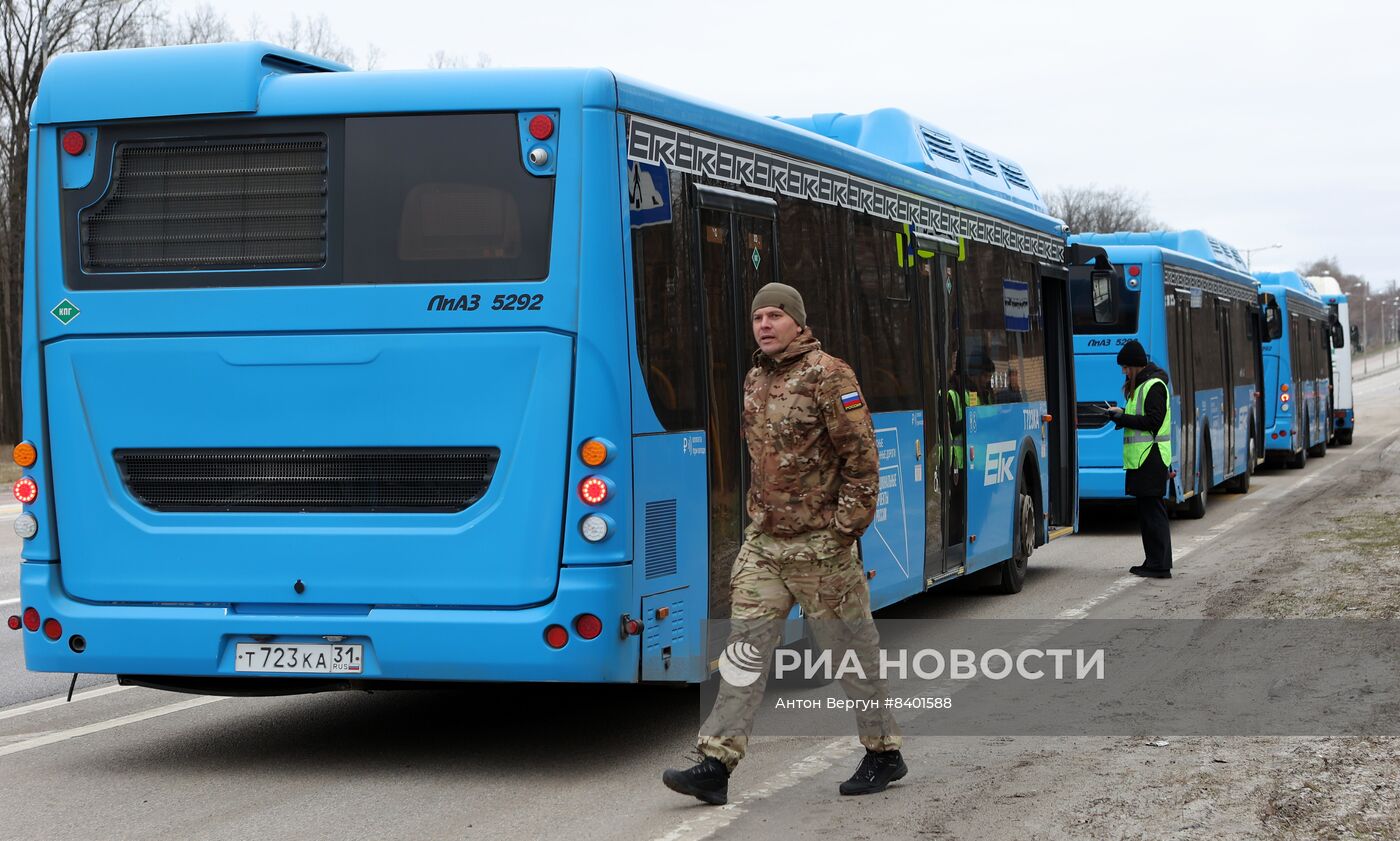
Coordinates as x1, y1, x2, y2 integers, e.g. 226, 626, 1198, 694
1243, 243, 1282, 271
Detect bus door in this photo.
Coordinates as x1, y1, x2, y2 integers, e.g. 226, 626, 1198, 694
1216, 300, 1236, 478
913, 243, 964, 580
693, 185, 778, 628
1039, 268, 1078, 532
1168, 289, 1195, 498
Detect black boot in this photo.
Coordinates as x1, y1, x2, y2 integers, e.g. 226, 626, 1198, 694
1129, 564, 1171, 579
662, 756, 730, 805
839, 749, 907, 796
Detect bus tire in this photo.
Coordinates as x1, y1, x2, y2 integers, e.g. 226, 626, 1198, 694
1224, 435, 1252, 494
1336, 428, 1354, 446
1308, 422, 1328, 458
1248, 415, 1260, 474
1288, 434, 1307, 470
1182, 446, 1209, 519
994, 489, 1034, 595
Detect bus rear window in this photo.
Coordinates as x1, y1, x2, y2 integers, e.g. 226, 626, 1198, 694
1070, 272, 1140, 335
344, 114, 552, 282
65, 113, 553, 289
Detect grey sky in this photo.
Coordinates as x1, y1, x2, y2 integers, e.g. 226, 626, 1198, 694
170, 0, 1400, 285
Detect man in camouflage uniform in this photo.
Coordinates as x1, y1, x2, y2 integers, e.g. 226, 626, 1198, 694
663, 283, 905, 806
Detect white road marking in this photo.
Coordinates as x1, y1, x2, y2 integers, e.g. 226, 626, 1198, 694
0, 597, 19, 607
0, 685, 129, 722
1057, 576, 1142, 620
0, 696, 224, 758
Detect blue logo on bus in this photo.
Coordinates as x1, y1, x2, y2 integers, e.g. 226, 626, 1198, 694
628, 161, 671, 228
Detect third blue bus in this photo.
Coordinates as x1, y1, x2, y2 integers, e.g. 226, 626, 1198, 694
1253, 271, 1339, 467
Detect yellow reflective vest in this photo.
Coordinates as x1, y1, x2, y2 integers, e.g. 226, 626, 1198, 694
1123, 378, 1172, 470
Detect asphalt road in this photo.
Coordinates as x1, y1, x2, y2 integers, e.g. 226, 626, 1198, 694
2, 364, 1397, 841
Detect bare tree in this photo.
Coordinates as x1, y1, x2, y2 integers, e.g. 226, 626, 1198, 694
1044, 184, 1163, 235
151, 2, 233, 45
1299, 256, 1384, 352
0, 0, 158, 443
275, 13, 353, 66
427, 49, 492, 69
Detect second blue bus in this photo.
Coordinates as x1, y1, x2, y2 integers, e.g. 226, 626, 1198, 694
1069, 231, 1262, 517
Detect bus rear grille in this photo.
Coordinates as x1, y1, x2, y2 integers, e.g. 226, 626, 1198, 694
81, 136, 328, 271
1076, 402, 1114, 430
115, 448, 498, 513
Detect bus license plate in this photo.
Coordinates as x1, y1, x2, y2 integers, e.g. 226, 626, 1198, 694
234, 643, 363, 674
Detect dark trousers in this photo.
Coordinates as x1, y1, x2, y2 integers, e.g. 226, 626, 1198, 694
1134, 495, 1172, 570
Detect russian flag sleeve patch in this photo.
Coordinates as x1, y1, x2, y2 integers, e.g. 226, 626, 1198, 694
840, 390, 864, 412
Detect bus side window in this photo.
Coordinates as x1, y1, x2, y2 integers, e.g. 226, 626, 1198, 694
632, 170, 703, 431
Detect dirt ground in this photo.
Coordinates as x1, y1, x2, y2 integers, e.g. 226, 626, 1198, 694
895, 438, 1400, 840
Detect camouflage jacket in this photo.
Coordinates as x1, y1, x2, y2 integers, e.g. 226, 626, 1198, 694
742, 330, 879, 542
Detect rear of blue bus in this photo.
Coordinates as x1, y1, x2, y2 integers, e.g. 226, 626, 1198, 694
1066, 245, 1161, 501
16, 45, 641, 688
1257, 285, 1299, 459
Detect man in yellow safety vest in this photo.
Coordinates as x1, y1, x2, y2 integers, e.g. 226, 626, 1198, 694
1103, 340, 1173, 579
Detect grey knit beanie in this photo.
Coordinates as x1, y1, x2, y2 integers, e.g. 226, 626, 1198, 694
750, 282, 806, 328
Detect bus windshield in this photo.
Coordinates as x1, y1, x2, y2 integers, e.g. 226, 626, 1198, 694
1069, 272, 1140, 335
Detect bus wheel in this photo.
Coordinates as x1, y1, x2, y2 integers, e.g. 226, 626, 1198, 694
1224, 436, 1252, 493
1336, 428, 1354, 446
1288, 435, 1308, 470
995, 490, 1034, 595
1182, 447, 1209, 519
1308, 425, 1328, 458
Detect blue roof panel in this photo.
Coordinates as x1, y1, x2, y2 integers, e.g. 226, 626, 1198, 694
33, 41, 348, 124
1071, 230, 1248, 274
777, 109, 1046, 213
1253, 271, 1324, 303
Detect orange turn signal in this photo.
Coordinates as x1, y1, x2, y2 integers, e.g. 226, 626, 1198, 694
580, 439, 609, 467
12, 442, 36, 468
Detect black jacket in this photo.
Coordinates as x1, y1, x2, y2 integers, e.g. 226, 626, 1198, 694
1113, 363, 1171, 498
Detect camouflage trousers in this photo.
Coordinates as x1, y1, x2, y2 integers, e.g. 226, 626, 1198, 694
697, 526, 902, 771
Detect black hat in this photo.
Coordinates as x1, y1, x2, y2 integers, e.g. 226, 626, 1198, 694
1116, 340, 1148, 367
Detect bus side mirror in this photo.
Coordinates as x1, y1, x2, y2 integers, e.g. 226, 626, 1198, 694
1264, 301, 1283, 341
1331, 323, 1345, 349
1090, 271, 1115, 324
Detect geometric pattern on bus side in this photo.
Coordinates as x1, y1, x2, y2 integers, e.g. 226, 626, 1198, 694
1163, 265, 1260, 305
626, 116, 1065, 263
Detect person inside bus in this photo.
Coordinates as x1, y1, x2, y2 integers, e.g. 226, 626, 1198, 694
662, 282, 904, 806
1103, 340, 1173, 579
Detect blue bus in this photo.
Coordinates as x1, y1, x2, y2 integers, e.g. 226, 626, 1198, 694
14, 42, 1080, 692
1309, 275, 1354, 446
1253, 271, 1337, 467
1068, 231, 1262, 518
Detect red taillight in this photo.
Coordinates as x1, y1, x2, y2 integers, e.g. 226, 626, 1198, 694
13, 476, 38, 504
6, 615, 20, 631
544, 624, 569, 649
22, 607, 40, 632
574, 614, 602, 640
1128, 265, 1141, 277
43, 618, 62, 641
62, 130, 86, 155
623, 617, 643, 636
578, 476, 609, 506
528, 114, 554, 140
